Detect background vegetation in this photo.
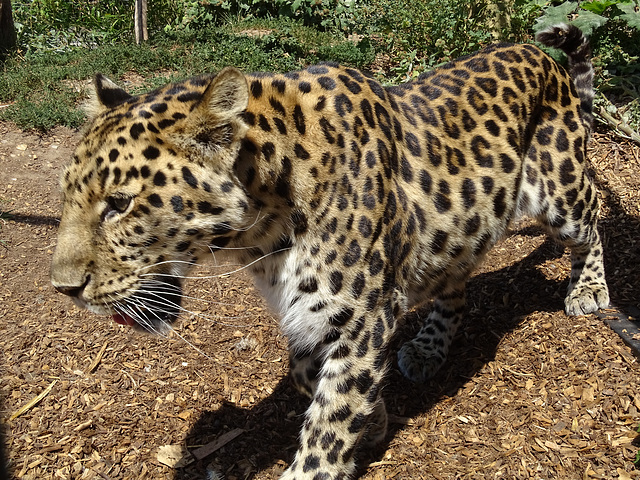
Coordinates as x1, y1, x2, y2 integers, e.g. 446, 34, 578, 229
0, 0, 639, 139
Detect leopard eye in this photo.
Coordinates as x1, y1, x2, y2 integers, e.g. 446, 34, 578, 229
103, 195, 133, 221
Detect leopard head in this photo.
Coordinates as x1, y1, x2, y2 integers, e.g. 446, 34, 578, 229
51, 68, 253, 332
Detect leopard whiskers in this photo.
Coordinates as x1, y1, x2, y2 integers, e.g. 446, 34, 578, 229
132, 284, 254, 328
121, 293, 217, 361
112, 295, 165, 336
133, 207, 269, 273
119, 277, 255, 327
136, 244, 260, 273
226, 205, 266, 233
145, 313, 216, 362
141, 244, 292, 281
141, 279, 254, 313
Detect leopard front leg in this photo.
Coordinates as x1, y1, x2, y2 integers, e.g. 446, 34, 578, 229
281, 304, 394, 479
289, 345, 388, 445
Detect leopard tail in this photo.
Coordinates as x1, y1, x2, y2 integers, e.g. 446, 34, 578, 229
536, 23, 594, 132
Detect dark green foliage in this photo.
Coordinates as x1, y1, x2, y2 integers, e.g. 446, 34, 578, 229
635, 424, 640, 468
351, 0, 543, 80
7, 93, 86, 131
167, 0, 355, 32
11, 0, 184, 53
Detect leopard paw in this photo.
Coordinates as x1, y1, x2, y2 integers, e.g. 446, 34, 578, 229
565, 282, 609, 316
397, 341, 446, 383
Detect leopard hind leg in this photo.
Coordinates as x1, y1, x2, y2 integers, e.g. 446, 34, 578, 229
530, 173, 609, 315
549, 215, 609, 315
289, 346, 322, 398
563, 232, 609, 315
397, 284, 466, 383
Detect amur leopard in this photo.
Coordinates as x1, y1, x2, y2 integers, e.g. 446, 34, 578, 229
51, 24, 609, 479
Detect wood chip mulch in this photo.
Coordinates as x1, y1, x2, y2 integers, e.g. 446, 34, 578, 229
1, 123, 639, 480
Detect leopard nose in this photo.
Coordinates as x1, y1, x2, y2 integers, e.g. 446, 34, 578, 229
53, 275, 90, 298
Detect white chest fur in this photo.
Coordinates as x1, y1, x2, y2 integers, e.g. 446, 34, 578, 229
251, 246, 340, 354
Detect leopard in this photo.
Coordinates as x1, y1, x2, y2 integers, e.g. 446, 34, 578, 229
51, 24, 609, 479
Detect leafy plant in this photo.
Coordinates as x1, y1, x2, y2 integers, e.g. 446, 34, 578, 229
0, 210, 13, 225
12, 0, 134, 53
0, 17, 373, 130
534, 0, 640, 81
282, 0, 355, 31
0, 209, 13, 248
634, 423, 640, 468
165, 0, 357, 33
350, 0, 544, 82
534, 0, 640, 36
11, 0, 186, 54
533, 1, 640, 140
3, 0, 639, 140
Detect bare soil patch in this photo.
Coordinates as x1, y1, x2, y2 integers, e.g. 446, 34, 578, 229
1, 119, 639, 479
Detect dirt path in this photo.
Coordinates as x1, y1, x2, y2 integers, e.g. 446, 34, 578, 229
1, 120, 639, 479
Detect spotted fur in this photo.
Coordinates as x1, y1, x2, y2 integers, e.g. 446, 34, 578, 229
52, 24, 609, 479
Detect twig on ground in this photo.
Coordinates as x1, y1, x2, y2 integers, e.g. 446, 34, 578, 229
10, 380, 57, 421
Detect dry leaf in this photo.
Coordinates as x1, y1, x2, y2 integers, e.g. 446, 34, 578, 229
617, 468, 632, 480
157, 444, 194, 468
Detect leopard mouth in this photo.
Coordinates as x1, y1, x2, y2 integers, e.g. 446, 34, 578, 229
111, 275, 183, 333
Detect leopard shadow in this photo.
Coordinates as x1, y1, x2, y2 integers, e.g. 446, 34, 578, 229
173, 234, 592, 479
380, 180, 640, 464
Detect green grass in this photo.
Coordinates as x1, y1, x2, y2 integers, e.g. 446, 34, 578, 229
0, 18, 373, 131
2, 1, 640, 134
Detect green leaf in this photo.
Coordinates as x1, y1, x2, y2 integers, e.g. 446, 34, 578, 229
617, 3, 640, 30
572, 10, 608, 36
534, 1, 579, 34
581, 0, 618, 15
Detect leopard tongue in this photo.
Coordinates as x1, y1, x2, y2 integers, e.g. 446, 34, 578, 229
112, 313, 136, 326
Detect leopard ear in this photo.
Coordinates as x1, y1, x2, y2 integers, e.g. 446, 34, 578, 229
85, 74, 132, 118
175, 68, 249, 160
200, 67, 249, 121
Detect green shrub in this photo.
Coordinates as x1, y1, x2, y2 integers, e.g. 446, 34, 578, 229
3, 0, 638, 137
166, 0, 356, 33
7, 92, 86, 131
534, 1, 640, 73
12, 0, 133, 52
0, 18, 374, 130
11, 0, 184, 54
635, 423, 640, 468
534, 1, 640, 136
351, 0, 543, 81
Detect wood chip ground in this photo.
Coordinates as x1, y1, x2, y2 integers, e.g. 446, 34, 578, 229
1, 122, 639, 479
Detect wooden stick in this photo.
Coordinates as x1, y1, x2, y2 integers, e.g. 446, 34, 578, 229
86, 341, 108, 374
191, 428, 244, 460
10, 380, 57, 421
596, 98, 640, 145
